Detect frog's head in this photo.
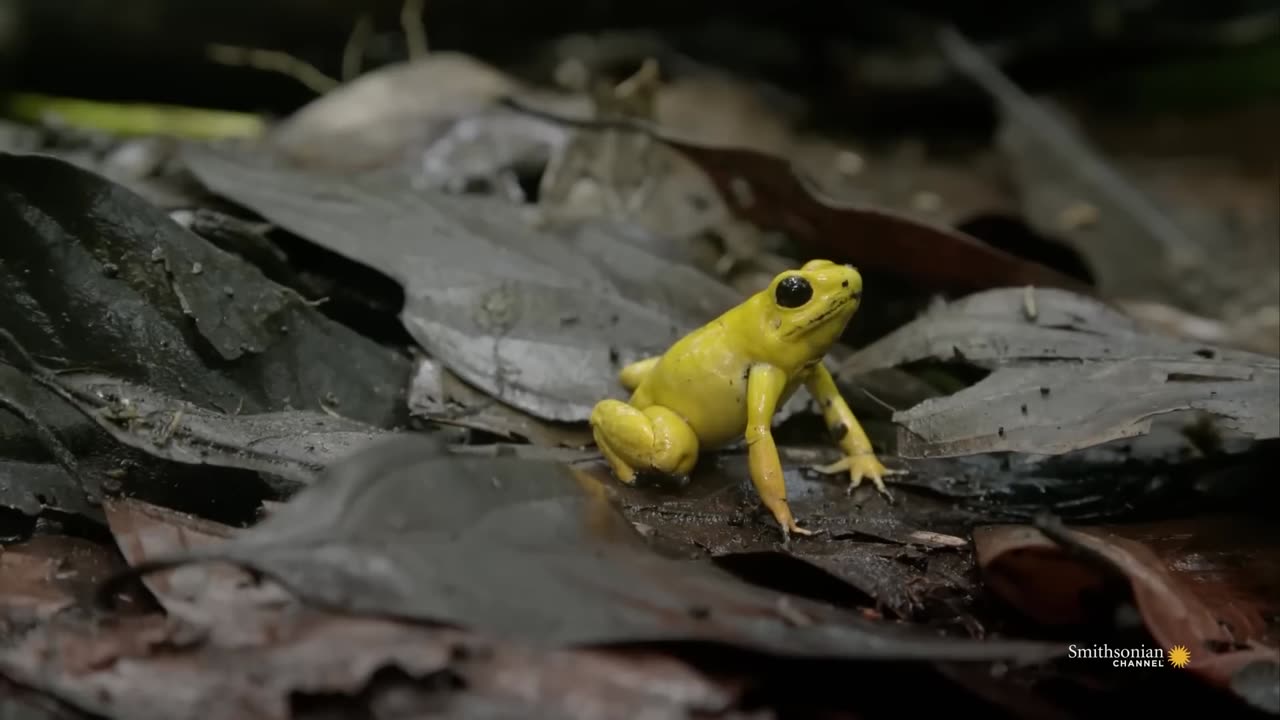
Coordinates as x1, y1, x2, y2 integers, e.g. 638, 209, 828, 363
764, 259, 863, 343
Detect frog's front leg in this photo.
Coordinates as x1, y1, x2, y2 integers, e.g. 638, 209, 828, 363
590, 400, 698, 484
804, 363, 906, 498
618, 356, 660, 392
745, 364, 813, 539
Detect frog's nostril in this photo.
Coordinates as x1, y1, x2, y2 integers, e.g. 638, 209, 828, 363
841, 280, 849, 288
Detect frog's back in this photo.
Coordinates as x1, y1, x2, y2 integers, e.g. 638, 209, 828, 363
631, 319, 754, 449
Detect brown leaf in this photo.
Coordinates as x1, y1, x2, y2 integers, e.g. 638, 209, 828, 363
0, 611, 743, 720
974, 518, 1280, 711
0, 536, 128, 620
101, 497, 297, 646
659, 138, 1094, 296
497, 96, 1092, 297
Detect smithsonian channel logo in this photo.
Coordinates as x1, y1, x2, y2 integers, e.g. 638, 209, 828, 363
1067, 643, 1191, 668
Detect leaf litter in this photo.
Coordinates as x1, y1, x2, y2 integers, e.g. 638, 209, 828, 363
838, 287, 1279, 458
91, 434, 1058, 661
974, 515, 1280, 714
180, 140, 739, 424
4, 435, 1065, 720
2, 21, 1278, 719
0, 152, 412, 428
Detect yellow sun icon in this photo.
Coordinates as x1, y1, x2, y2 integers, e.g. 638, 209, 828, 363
1168, 645, 1191, 668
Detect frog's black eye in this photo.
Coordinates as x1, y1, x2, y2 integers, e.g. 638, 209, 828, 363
775, 275, 813, 308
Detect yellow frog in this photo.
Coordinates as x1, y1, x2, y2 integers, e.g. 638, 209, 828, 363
590, 259, 904, 539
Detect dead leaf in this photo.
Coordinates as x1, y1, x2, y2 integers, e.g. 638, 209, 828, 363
408, 356, 593, 447
0, 536, 128, 620
52, 373, 390, 488
500, 96, 1089, 296
1122, 300, 1280, 358
837, 287, 1279, 458
101, 497, 299, 647
791, 139, 1014, 230
0, 674, 88, 720
181, 141, 747, 422
270, 52, 530, 171
0, 607, 758, 720
938, 27, 1279, 329
97, 433, 1061, 665
652, 137, 1096, 297
974, 519, 1280, 713
0, 152, 411, 429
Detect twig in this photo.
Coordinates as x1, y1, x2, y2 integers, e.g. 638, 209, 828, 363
859, 386, 900, 414
206, 44, 339, 95
342, 14, 374, 81
401, 0, 429, 59
935, 26, 1201, 272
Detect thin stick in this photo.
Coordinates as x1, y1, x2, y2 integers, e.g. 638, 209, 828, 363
401, 0, 429, 59
342, 14, 374, 81
206, 44, 339, 95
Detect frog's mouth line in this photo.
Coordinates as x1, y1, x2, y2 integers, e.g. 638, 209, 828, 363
791, 293, 859, 335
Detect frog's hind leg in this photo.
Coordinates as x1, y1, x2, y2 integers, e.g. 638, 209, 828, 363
590, 401, 699, 484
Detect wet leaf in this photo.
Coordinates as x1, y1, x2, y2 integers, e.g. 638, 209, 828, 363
0, 365, 101, 521
0, 152, 412, 429
0, 359, 390, 527
974, 518, 1280, 713
837, 287, 1279, 458
99, 433, 1061, 664
881, 425, 1277, 523
180, 141, 744, 423
53, 373, 389, 488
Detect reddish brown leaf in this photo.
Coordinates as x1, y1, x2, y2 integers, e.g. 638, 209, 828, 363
0, 613, 741, 720
657, 138, 1095, 295
101, 498, 295, 645
974, 519, 1280, 703
498, 97, 1093, 296
0, 536, 128, 620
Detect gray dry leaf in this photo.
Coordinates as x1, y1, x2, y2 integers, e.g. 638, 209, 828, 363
839, 287, 1280, 458
99, 433, 1062, 665
180, 141, 747, 423
408, 357, 593, 447
53, 373, 391, 488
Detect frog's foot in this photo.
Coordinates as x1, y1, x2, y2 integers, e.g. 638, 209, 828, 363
812, 453, 907, 500
590, 400, 699, 485
775, 510, 817, 541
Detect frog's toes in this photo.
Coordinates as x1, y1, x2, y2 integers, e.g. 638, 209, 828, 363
812, 457, 852, 475
848, 473, 895, 503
